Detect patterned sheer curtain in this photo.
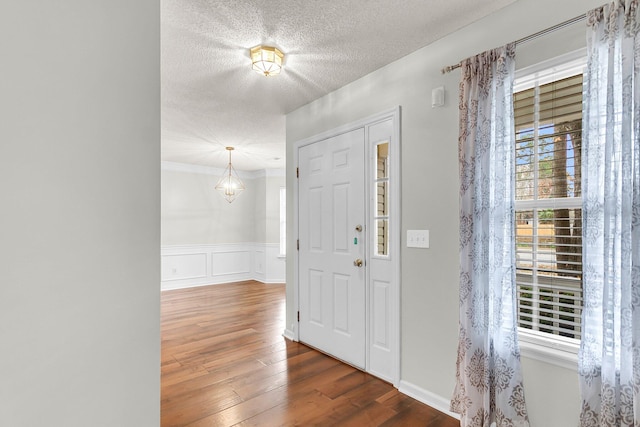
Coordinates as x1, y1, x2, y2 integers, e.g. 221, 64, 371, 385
451, 44, 529, 427
579, 1, 640, 425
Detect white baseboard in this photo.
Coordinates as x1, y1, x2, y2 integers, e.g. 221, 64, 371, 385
398, 380, 460, 420
282, 329, 296, 341
161, 243, 285, 291
161, 273, 253, 291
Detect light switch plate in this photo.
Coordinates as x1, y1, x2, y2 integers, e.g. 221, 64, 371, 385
407, 230, 429, 248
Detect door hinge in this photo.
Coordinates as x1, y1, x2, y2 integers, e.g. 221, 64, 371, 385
297, 311, 300, 322
296, 167, 299, 178
297, 239, 299, 250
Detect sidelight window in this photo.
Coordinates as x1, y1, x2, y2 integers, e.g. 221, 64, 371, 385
374, 142, 390, 257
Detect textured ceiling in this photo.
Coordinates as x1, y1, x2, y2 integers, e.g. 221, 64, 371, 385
161, 0, 516, 171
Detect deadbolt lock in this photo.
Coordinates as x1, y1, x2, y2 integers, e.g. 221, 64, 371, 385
355, 225, 363, 232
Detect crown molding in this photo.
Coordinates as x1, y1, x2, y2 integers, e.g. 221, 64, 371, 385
161, 161, 285, 180
252, 168, 287, 178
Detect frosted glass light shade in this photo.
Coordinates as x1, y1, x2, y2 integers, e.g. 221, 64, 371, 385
250, 45, 284, 77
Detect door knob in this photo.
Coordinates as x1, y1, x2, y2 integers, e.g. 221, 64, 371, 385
355, 225, 363, 232
353, 258, 363, 267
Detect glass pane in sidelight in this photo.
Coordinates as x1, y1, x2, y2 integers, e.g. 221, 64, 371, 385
376, 142, 389, 179
375, 219, 389, 256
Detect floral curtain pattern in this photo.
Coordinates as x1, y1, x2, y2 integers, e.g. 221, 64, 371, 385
580, 1, 640, 426
451, 43, 529, 427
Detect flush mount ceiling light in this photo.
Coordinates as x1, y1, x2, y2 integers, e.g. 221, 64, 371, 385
250, 45, 284, 77
215, 147, 245, 203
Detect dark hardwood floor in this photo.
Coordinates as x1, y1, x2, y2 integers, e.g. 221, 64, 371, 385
161, 280, 459, 426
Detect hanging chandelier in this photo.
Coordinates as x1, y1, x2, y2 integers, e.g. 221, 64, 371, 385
215, 147, 245, 203
250, 45, 284, 77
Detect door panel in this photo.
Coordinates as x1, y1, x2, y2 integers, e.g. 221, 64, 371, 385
298, 128, 365, 368
333, 184, 350, 252
309, 269, 324, 325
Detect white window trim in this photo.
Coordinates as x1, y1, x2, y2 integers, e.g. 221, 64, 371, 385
514, 48, 586, 91
514, 49, 586, 369
519, 329, 579, 370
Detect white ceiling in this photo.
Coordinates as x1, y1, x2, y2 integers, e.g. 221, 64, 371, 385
161, 0, 516, 171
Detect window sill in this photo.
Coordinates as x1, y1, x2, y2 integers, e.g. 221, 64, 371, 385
518, 329, 578, 371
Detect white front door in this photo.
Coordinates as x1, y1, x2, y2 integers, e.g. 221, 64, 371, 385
298, 128, 366, 368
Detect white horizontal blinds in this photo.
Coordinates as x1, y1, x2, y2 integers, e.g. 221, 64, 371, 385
375, 142, 389, 256
514, 74, 583, 340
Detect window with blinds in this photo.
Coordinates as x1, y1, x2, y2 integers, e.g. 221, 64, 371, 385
375, 142, 390, 257
514, 72, 583, 340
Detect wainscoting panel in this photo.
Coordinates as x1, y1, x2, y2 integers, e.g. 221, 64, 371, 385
254, 249, 266, 283
161, 253, 207, 282
161, 243, 285, 290
264, 244, 286, 284
210, 250, 251, 276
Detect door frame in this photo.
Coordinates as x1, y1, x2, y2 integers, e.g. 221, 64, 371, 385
292, 106, 401, 386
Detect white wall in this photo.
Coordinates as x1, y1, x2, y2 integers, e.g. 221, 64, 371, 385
161, 166, 256, 245
286, 1, 602, 425
162, 163, 285, 245
0, 1, 160, 426
253, 174, 283, 244
270, 178, 284, 243
161, 164, 286, 287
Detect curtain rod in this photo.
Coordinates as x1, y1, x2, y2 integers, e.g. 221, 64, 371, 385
440, 13, 587, 74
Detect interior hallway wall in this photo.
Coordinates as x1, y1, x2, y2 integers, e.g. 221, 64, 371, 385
0, 1, 160, 426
